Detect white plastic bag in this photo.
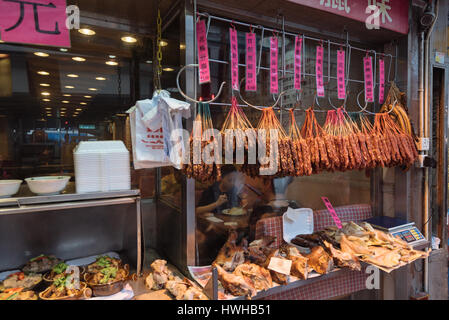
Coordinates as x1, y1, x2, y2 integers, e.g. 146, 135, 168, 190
126, 98, 168, 169
127, 91, 191, 169
142, 91, 191, 169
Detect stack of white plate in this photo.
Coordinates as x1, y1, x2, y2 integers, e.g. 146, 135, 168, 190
74, 141, 131, 193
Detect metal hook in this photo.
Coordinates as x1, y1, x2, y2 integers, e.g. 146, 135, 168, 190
356, 89, 396, 115
176, 64, 226, 104
237, 77, 287, 110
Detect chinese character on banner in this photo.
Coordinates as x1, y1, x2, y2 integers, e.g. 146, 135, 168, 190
0, 0, 70, 47
368, 0, 392, 24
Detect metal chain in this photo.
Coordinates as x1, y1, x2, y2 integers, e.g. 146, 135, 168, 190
156, 9, 163, 91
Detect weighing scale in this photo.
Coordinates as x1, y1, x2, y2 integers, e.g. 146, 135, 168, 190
364, 216, 428, 247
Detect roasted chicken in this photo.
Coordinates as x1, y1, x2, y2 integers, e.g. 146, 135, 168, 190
306, 246, 334, 274
215, 264, 257, 298
233, 263, 272, 291
323, 241, 361, 271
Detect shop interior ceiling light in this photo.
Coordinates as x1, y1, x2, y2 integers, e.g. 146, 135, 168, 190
163, 67, 174, 72
106, 60, 118, 66
63, 94, 71, 97
84, 95, 92, 98
78, 28, 96, 36
159, 40, 168, 46
180, 43, 186, 49
121, 36, 137, 43
40, 83, 50, 87
95, 77, 106, 81
59, 48, 68, 52
72, 57, 86, 62
42, 98, 50, 102
65, 86, 75, 89
62, 101, 69, 103
88, 88, 98, 91
109, 55, 116, 59
80, 102, 87, 105
41, 92, 50, 96
34, 52, 49, 57
67, 74, 79, 78
37, 71, 49, 75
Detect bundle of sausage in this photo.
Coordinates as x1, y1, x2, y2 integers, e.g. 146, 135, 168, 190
256, 107, 295, 177
288, 109, 312, 176
182, 102, 221, 183
220, 97, 258, 177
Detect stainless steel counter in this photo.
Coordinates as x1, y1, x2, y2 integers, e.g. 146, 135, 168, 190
0, 190, 142, 274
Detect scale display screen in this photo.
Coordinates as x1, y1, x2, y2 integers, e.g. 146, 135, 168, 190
391, 227, 425, 243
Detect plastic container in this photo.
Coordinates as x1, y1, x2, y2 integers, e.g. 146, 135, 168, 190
74, 141, 131, 193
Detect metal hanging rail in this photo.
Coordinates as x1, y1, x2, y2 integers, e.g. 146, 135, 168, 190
197, 12, 396, 86
188, 11, 397, 114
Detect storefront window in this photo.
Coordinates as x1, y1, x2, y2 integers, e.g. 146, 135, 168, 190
0, 3, 159, 198
193, 20, 373, 265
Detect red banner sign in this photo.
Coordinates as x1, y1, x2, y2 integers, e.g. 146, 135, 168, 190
286, 0, 409, 35
229, 27, 239, 91
0, 0, 70, 47
270, 37, 279, 94
196, 19, 211, 84
245, 32, 257, 92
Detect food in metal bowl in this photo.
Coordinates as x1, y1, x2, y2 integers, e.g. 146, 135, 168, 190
1, 272, 42, 290
84, 264, 129, 297
0, 288, 38, 300
22, 254, 61, 273
86, 255, 122, 274
43, 262, 84, 283
39, 275, 91, 300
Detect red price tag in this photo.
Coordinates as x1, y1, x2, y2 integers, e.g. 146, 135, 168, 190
363, 56, 374, 102
321, 197, 342, 229
337, 50, 346, 100
229, 28, 239, 91
294, 36, 302, 91
316, 45, 325, 97
196, 20, 210, 84
245, 32, 257, 92
379, 58, 385, 104
270, 37, 279, 94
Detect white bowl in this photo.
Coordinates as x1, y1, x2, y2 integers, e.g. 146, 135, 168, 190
25, 176, 70, 195
0, 180, 23, 198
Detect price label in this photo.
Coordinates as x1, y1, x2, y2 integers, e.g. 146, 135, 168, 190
379, 58, 385, 104
294, 36, 302, 91
337, 49, 346, 100
196, 20, 211, 84
363, 55, 374, 102
270, 37, 279, 94
246, 32, 257, 92
268, 257, 292, 276
321, 197, 342, 229
316, 45, 325, 97
229, 28, 239, 91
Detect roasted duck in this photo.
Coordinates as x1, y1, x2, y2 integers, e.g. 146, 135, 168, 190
306, 246, 334, 274
214, 231, 247, 272
146, 259, 175, 290
215, 264, 257, 298
263, 250, 288, 285
279, 244, 309, 280
233, 263, 272, 291
246, 236, 276, 265
323, 241, 361, 271
165, 277, 208, 300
